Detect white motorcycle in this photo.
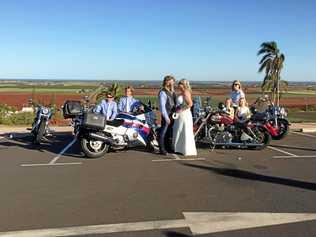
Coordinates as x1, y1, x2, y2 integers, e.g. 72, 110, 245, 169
63, 101, 159, 158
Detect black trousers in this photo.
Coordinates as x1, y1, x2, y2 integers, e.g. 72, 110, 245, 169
159, 116, 174, 152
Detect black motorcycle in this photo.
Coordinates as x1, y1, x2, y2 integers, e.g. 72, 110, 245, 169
252, 96, 289, 140
31, 105, 53, 144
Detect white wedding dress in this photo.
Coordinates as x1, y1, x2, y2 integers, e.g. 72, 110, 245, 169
172, 95, 197, 156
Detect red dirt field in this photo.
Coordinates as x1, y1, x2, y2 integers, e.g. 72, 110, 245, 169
0, 92, 83, 110
1, 91, 316, 110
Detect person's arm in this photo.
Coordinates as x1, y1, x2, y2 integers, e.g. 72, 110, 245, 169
110, 102, 118, 120
159, 91, 170, 123
94, 100, 104, 114
130, 98, 140, 112
246, 107, 251, 119
240, 90, 245, 99
183, 90, 193, 108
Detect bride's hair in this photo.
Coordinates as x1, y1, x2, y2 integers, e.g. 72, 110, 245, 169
178, 79, 191, 92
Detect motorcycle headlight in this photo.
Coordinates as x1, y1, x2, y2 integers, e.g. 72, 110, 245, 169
280, 107, 287, 117
42, 108, 49, 114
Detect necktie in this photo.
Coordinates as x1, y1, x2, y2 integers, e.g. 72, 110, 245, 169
126, 97, 130, 112
106, 103, 111, 120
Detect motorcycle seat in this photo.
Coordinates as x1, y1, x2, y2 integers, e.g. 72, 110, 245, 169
107, 119, 124, 127
252, 112, 268, 121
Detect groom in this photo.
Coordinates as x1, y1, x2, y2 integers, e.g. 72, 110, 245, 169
158, 75, 176, 155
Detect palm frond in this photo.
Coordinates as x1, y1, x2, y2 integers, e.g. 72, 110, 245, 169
259, 53, 273, 64
258, 59, 272, 73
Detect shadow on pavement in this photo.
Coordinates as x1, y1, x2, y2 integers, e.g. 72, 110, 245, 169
163, 231, 192, 237
0, 132, 84, 159
182, 163, 316, 192
0, 132, 159, 159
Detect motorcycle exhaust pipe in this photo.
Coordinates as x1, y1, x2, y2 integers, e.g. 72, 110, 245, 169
89, 133, 115, 144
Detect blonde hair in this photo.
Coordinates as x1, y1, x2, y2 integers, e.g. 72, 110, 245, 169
238, 97, 248, 107
178, 79, 192, 92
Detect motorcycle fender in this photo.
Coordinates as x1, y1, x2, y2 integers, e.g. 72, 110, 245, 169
279, 118, 290, 125
264, 123, 279, 137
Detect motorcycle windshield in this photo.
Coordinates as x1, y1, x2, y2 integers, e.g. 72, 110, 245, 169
116, 111, 156, 127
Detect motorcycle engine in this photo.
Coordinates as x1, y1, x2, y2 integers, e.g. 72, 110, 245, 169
215, 131, 233, 144
209, 126, 233, 144
111, 134, 127, 146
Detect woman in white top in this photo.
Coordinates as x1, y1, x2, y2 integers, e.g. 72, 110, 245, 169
235, 98, 251, 122
230, 80, 245, 107
172, 79, 197, 156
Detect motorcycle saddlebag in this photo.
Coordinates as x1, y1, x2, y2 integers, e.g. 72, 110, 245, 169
63, 100, 83, 118
82, 112, 106, 130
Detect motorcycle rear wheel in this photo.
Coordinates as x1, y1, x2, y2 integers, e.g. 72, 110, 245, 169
252, 129, 271, 150
81, 137, 109, 158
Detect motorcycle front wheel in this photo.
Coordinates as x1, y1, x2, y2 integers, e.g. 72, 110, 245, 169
81, 137, 109, 158
270, 118, 289, 140
34, 120, 46, 144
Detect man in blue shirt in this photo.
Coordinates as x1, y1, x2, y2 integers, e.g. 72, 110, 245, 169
118, 86, 140, 113
94, 92, 118, 120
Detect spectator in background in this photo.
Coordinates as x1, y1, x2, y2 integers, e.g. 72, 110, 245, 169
224, 98, 235, 119
118, 86, 140, 113
94, 92, 118, 120
230, 80, 245, 108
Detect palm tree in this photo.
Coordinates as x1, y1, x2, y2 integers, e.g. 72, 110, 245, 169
258, 41, 286, 105
88, 82, 124, 105
108, 83, 123, 99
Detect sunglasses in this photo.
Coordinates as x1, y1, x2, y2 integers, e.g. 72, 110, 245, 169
234, 84, 240, 86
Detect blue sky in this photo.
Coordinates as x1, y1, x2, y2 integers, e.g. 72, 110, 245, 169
0, 0, 315, 81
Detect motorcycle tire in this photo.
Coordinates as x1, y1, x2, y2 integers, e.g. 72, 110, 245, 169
80, 137, 109, 158
253, 129, 271, 150
34, 120, 46, 144
270, 118, 289, 140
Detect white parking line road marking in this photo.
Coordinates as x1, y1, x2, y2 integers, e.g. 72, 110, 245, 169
292, 132, 316, 138
153, 158, 206, 162
267, 146, 297, 157
20, 162, 82, 167
273, 155, 316, 159
49, 137, 77, 164
1, 212, 316, 236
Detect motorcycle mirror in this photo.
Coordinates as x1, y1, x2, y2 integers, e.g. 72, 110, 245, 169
147, 99, 152, 108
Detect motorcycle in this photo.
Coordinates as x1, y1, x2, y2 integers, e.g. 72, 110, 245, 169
252, 96, 289, 140
194, 103, 271, 150
63, 100, 159, 158
31, 105, 53, 144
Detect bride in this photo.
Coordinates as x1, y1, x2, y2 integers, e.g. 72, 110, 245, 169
172, 79, 197, 156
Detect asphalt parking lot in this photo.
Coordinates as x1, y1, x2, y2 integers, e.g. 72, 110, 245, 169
0, 131, 316, 237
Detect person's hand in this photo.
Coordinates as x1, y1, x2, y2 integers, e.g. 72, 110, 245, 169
166, 118, 171, 124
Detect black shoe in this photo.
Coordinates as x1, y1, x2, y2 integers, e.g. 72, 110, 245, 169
159, 150, 168, 156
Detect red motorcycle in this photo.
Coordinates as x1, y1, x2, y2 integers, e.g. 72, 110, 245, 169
194, 104, 271, 150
